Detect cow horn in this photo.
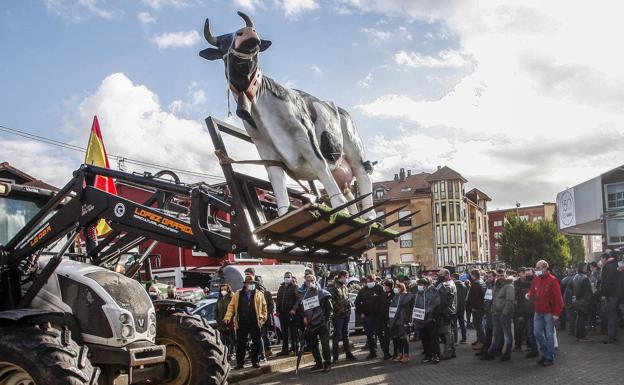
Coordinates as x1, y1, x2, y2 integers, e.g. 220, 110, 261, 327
204, 18, 218, 46
237, 11, 254, 28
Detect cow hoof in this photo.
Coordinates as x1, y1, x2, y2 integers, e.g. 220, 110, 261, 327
330, 194, 348, 209
362, 211, 376, 221
278, 206, 291, 216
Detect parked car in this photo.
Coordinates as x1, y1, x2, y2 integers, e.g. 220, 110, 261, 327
175, 287, 206, 302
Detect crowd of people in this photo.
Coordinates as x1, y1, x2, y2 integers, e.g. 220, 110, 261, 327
214, 254, 624, 372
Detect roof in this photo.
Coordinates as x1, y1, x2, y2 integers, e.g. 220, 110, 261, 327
466, 188, 492, 203
0, 162, 58, 191
424, 166, 467, 183
372, 172, 431, 201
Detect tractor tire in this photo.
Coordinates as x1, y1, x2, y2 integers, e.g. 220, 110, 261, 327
156, 312, 230, 385
0, 323, 99, 385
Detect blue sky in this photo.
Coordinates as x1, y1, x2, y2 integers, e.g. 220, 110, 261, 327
2, 1, 624, 209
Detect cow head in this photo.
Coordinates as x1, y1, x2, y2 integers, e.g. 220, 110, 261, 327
199, 12, 272, 82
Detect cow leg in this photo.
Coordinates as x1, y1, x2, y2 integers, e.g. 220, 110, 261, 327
344, 189, 359, 215
352, 165, 375, 220
266, 166, 290, 216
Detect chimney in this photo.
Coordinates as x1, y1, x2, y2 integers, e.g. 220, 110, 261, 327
399, 168, 406, 181
407, 169, 411, 177
437, 165, 441, 170
394, 174, 399, 181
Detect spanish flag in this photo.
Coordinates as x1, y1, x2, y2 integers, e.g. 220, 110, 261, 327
85, 116, 118, 236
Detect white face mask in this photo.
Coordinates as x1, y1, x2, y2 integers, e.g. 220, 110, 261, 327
247, 284, 256, 291
367, 282, 375, 289
417, 285, 425, 292
409, 280, 417, 285
284, 277, 292, 284
535, 270, 543, 277
220, 290, 228, 296
393, 288, 399, 294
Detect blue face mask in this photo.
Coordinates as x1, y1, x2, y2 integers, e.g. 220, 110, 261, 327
367, 282, 375, 289
392, 288, 399, 294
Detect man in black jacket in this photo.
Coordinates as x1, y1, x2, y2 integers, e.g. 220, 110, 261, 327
477, 271, 496, 357
599, 254, 619, 344
329, 271, 357, 362
571, 262, 592, 341
466, 270, 486, 350
453, 274, 468, 344
276, 271, 300, 356
561, 268, 576, 335
355, 275, 389, 359
436, 268, 457, 360
513, 268, 537, 356
300, 273, 333, 372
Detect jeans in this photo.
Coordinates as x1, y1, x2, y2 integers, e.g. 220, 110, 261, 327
481, 313, 493, 352
489, 314, 512, 356
454, 312, 467, 341
363, 316, 388, 355
533, 313, 556, 361
420, 321, 440, 358
236, 322, 261, 365
332, 314, 352, 358
472, 309, 485, 343
604, 296, 620, 339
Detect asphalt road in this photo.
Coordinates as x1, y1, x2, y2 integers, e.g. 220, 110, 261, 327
240, 329, 621, 385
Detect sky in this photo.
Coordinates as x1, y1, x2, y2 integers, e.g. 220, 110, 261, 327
1, 0, 624, 210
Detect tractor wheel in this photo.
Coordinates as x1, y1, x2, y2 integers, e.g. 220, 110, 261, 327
0, 323, 99, 385
156, 312, 230, 385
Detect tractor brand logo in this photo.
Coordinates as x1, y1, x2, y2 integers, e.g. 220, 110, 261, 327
133, 208, 194, 235
137, 318, 145, 328
81, 203, 95, 216
114, 203, 126, 218
24, 186, 40, 193
30, 224, 52, 247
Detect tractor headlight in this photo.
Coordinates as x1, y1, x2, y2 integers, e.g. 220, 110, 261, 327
149, 324, 157, 336
121, 324, 134, 338
119, 313, 131, 324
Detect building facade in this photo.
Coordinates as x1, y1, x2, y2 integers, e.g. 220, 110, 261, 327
487, 203, 556, 262
364, 166, 491, 271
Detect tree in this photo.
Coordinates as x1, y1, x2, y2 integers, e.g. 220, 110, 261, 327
497, 215, 571, 270
566, 234, 585, 265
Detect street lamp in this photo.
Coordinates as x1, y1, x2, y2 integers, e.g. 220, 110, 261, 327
515, 201, 520, 217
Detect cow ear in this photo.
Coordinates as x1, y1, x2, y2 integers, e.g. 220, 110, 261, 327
259, 39, 272, 52
199, 48, 223, 61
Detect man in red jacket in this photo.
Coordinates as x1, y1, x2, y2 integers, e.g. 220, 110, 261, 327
526, 260, 563, 367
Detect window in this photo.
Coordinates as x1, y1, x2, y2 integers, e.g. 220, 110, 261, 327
377, 211, 385, 225
436, 225, 441, 245
440, 181, 446, 199
494, 232, 501, 239
442, 225, 448, 244
449, 203, 455, 221
606, 183, 624, 210
436, 248, 442, 267
457, 224, 462, 243
450, 225, 455, 243
448, 183, 454, 199
435, 203, 440, 223
606, 218, 624, 245
195, 302, 216, 322
493, 220, 503, 227
443, 248, 449, 264
399, 232, 413, 248
520, 215, 529, 221
454, 182, 460, 197
433, 183, 439, 199
455, 203, 461, 222
400, 187, 411, 192
375, 189, 385, 199
451, 247, 457, 263
377, 254, 388, 268
400, 253, 414, 263
398, 210, 412, 227
441, 203, 447, 222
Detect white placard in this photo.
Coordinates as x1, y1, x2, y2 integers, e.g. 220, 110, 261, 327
389, 306, 397, 318
303, 296, 320, 311
412, 307, 425, 320
484, 288, 493, 300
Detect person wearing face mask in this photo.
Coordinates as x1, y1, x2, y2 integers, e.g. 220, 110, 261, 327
413, 277, 441, 364
466, 270, 486, 350
329, 270, 357, 362
452, 273, 468, 344
244, 268, 274, 360
299, 273, 333, 372
276, 271, 300, 356
481, 270, 515, 362
514, 268, 537, 357
388, 282, 414, 363
476, 271, 496, 357
224, 275, 268, 370
526, 260, 563, 367
215, 283, 236, 361
436, 268, 457, 360
382, 279, 397, 359
355, 275, 388, 359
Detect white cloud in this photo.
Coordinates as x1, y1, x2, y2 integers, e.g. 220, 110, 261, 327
361, 27, 391, 42
353, 0, 624, 207
278, 0, 319, 17
310, 65, 323, 76
357, 72, 373, 88
191, 89, 207, 106
151, 30, 201, 49
234, 0, 264, 12
137, 12, 156, 25
362, 26, 412, 43
394, 50, 468, 69
44, 0, 123, 22
141, 0, 188, 10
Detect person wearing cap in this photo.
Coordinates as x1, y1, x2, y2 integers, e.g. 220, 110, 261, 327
570, 262, 593, 341
526, 260, 563, 366
224, 275, 268, 370
599, 253, 620, 344
413, 277, 441, 364
299, 273, 333, 372
329, 270, 357, 362
513, 267, 537, 357
435, 268, 457, 360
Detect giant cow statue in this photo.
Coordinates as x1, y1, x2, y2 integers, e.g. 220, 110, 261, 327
200, 12, 375, 220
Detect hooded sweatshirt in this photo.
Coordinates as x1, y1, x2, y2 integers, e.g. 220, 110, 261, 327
491, 277, 515, 316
